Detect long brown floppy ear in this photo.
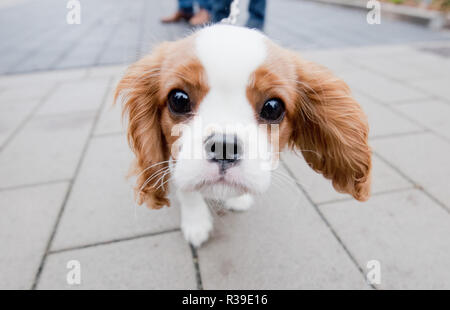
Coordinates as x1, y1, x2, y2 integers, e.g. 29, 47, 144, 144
114, 44, 170, 209
289, 54, 372, 201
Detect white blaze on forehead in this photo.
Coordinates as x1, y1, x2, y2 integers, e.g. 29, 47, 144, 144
194, 25, 267, 125
195, 25, 267, 90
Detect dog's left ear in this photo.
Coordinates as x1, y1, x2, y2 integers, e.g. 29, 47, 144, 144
289, 54, 372, 201
114, 43, 171, 209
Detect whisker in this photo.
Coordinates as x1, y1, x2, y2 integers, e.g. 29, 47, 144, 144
135, 160, 176, 179
139, 167, 170, 193
149, 168, 171, 189
153, 172, 171, 190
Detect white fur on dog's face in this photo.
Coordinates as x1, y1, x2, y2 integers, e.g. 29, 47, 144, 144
173, 25, 272, 199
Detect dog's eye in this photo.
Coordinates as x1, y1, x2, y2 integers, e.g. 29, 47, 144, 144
168, 89, 191, 115
260, 98, 285, 122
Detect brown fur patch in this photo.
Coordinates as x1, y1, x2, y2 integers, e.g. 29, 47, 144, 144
114, 35, 210, 209
248, 40, 372, 201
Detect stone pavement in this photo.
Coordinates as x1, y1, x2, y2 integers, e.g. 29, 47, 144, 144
1, 0, 450, 290
1, 41, 450, 290
1, 0, 449, 74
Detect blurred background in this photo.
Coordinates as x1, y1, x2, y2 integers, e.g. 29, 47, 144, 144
0, 0, 450, 289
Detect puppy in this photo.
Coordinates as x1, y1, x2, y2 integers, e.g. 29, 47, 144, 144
115, 25, 371, 247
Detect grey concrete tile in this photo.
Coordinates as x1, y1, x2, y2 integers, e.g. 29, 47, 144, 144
407, 78, 450, 101
320, 189, 450, 289
0, 112, 95, 188
0, 82, 54, 102
282, 152, 411, 204
394, 100, 450, 141
0, 98, 40, 147
51, 135, 179, 251
346, 48, 450, 81
86, 65, 126, 79
198, 166, 368, 289
391, 49, 450, 82
0, 182, 69, 289
372, 133, 450, 209
94, 78, 125, 136
2, 0, 450, 74
38, 231, 196, 289
301, 51, 361, 75
353, 92, 423, 138
0, 68, 87, 89
36, 77, 110, 116
339, 69, 429, 104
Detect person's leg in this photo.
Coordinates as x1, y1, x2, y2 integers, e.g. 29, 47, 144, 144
189, 0, 211, 25
197, 0, 212, 12
212, 0, 233, 23
161, 0, 194, 23
178, 0, 194, 14
246, 0, 266, 30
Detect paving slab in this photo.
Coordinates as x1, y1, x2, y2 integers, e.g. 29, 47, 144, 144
1, 0, 450, 74
0, 68, 88, 89
0, 82, 55, 102
339, 69, 430, 104
344, 46, 450, 81
394, 100, 450, 141
301, 50, 362, 75
320, 189, 450, 289
353, 92, 423, 138
406, 77, 450, 102
51, 134, 179, 251
282, 152, 412, 204
0, 98, 40, 148
36, 77, 110, 116
0, 182, 69, 289
38, 231, 196, 289
86, 65, 126, 79
94, 77, 125, 136
372, 132, 450, 209
0, 111, 95, 188
198, 166, 368, 289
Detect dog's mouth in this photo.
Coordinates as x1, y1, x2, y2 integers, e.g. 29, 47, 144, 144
193, 176, 249, 192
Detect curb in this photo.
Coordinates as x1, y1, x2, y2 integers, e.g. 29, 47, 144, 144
308, 0, 450, 29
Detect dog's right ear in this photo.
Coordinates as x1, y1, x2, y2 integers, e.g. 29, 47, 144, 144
114, 43, 171, 209
288, 53, 372, 201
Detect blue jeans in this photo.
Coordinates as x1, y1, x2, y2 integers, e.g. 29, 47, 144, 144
179, 0, 212, 14
212, 0, 266, 30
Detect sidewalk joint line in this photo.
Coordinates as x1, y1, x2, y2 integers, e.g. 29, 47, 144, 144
280, 160, 376, 289
32, 109, 98, 121
49, 228, 180, 255
354, 88, 450, 146
92, 131, 125, 139
0, 179, 71, 192
345, 56, 450, 141
49, 20, 104, 70
370, 129, 430, 141
0, 83, 61, 152
317, 186, 414, 206
373, 150, 450, 214
190, 244, 204, 290
93, 11, 127, 66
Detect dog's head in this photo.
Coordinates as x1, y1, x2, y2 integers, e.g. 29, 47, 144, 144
115, 25, 371, 209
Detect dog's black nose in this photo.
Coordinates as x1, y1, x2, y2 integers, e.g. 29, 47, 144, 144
205, 133, 243, 170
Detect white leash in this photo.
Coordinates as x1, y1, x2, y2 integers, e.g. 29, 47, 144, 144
220, 0, 241, 25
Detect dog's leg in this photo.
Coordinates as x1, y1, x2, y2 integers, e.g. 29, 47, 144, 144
225, 193, 254, 211
178, 190, 213, 247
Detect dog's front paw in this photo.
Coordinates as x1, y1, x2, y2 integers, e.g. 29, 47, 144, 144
181, 215, 213, 248
225, 193, 254, 211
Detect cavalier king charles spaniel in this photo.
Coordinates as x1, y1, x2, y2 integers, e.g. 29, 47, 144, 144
115, 25, 371, 247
